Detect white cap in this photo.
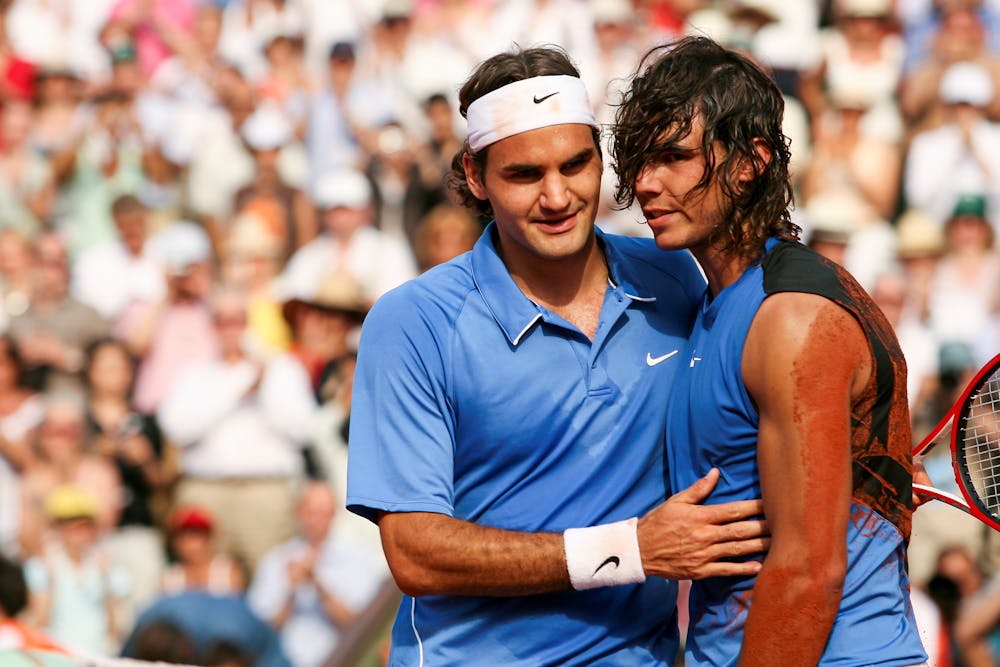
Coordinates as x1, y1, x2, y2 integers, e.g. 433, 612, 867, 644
314, 169, 372, 209
940, 61, 995, 107
591, 0, 631, 24
148, 221, 213, 274
241, 104, 293, 151
685, 9, 733, 44
837, 0, 892, 17
804, 191, 874, 242
751, 24, 822, 71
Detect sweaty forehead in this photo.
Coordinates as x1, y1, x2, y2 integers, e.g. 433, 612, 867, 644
652, 113, 706, 148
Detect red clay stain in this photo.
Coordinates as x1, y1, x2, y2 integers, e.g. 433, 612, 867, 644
820, 254, 914, 538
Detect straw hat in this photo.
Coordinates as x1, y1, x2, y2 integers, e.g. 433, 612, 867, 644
895, 208, 944, 258
804, 191, 873, 244
281, 272, 369, 325
45, 486, 97, 522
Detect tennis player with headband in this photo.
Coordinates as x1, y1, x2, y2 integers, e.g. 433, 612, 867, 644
347, 47, 768, 665
613, 37, 926, 666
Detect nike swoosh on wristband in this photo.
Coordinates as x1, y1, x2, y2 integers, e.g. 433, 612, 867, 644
646, 350, 679, 366
533, 92, 559, 104
593, 555, 621, 576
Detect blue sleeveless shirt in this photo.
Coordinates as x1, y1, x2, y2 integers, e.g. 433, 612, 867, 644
666, 239, 926, 666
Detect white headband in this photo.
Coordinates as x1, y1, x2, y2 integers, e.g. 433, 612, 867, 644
465, 75, 598, 152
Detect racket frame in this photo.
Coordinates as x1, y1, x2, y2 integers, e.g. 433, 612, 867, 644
912, 353, 1000, 532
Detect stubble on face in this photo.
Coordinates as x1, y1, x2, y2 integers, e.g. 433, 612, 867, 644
466, 124, 603, 269
633, 113, 757, 259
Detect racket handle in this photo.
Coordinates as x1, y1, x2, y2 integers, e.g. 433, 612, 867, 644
913, 483, 972, 514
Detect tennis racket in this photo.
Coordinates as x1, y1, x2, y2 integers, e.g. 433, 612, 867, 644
913, 353, 1000, 532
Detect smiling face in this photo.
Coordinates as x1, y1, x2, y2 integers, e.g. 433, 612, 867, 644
463, 123, 602, 271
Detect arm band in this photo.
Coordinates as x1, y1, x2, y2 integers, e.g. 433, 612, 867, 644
563, 517, 646, 590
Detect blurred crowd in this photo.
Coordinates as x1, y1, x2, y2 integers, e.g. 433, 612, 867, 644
0, 0, 998, 665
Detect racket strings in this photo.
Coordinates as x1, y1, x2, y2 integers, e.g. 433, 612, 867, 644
961, 368, 1000, 519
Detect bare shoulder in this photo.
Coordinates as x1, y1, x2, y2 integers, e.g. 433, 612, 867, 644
743, 292, 871, 399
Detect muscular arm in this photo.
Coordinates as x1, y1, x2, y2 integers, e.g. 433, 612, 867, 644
739, 293, 868, 666
378, 471, 768, 598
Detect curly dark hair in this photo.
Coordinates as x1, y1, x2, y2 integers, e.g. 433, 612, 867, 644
448, 46, 602, 219
612, 36, 798, 260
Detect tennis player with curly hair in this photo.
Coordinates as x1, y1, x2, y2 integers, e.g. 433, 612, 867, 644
614, 36, 927, 666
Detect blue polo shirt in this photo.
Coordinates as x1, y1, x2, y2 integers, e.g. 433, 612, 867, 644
347, 224, 705, 666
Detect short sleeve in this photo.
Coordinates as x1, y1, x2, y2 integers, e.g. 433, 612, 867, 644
346, 287, 458, 523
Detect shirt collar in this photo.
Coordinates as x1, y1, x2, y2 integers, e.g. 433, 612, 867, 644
601, 227, 658, 304
471, 222, 657, 346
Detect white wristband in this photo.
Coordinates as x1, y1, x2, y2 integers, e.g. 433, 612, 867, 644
563, 517, 646, 590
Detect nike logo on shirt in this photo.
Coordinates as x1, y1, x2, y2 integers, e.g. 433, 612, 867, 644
646, 350, 679, 366
533, 92, 559, 104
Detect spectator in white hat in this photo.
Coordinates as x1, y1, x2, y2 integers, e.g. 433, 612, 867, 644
279, 168, 417, 307
904, 61, 1000, 231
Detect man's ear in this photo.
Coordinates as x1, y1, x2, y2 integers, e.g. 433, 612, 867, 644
736, 138, 772, 185
463, 153, 488, 201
